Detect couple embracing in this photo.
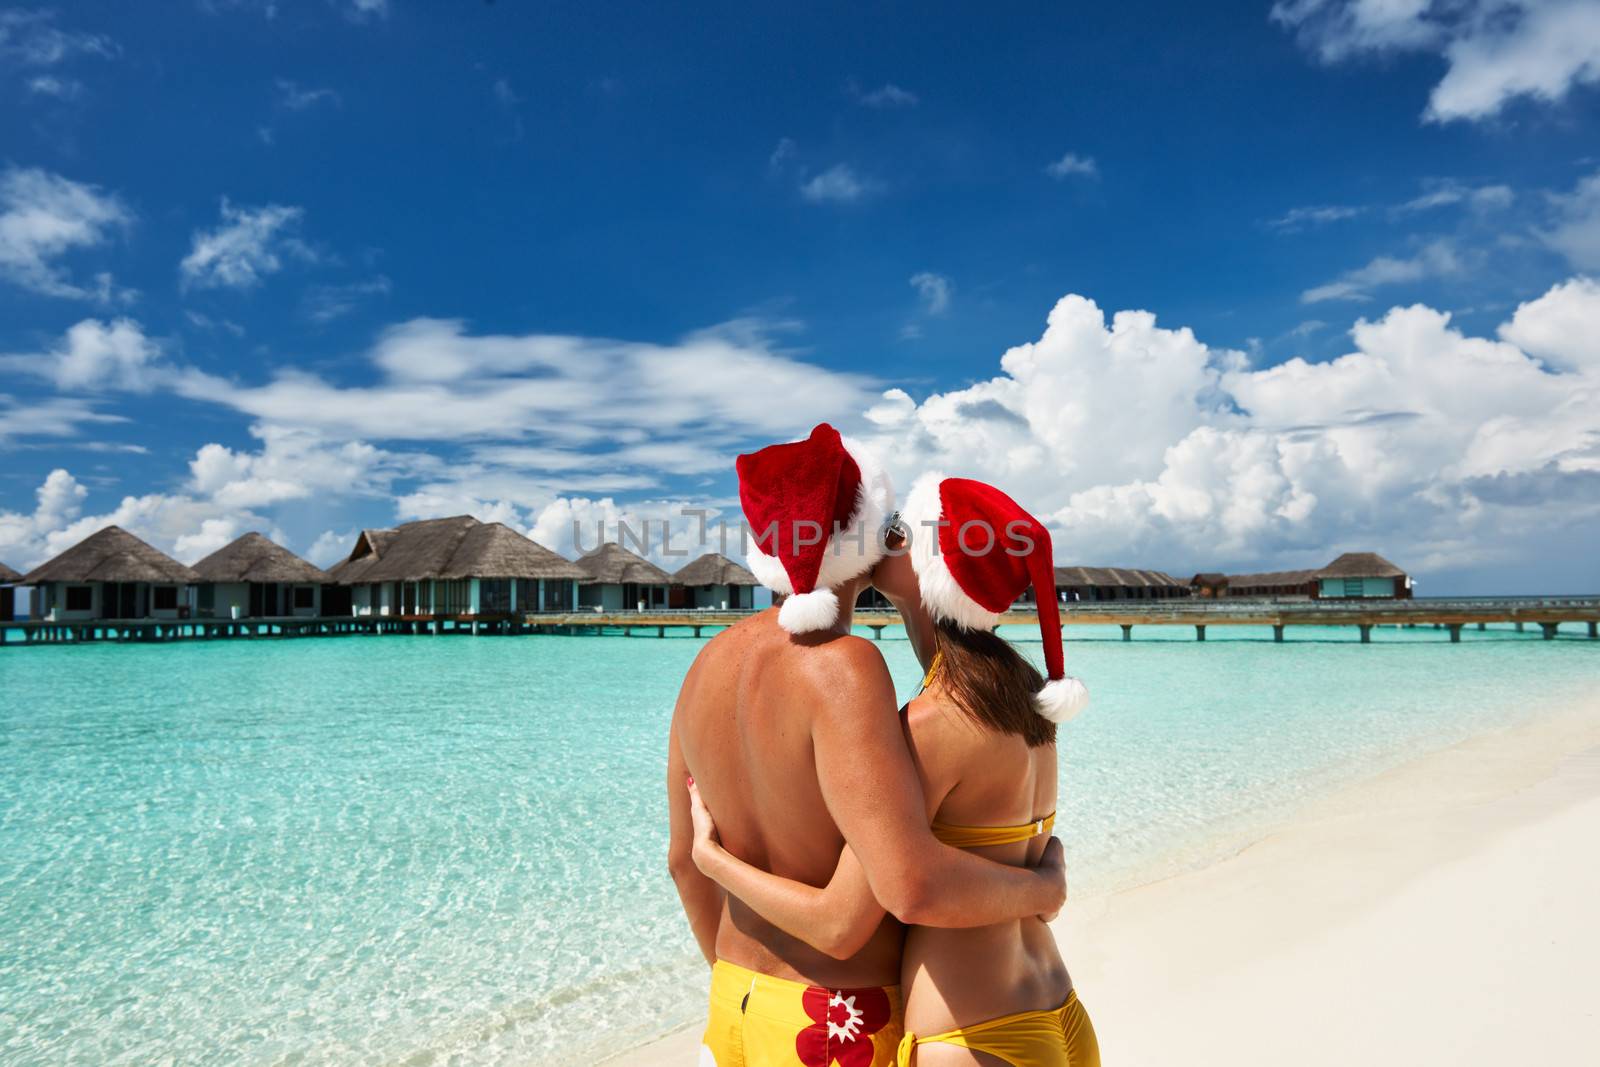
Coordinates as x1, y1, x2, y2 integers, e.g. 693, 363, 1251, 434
667, 423, 1098, 1067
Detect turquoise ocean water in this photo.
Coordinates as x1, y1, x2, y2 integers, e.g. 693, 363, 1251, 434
2, 623, 1598, 1064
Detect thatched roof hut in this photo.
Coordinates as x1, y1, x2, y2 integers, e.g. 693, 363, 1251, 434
1225, 568, 1319, 595
575, 542, 671, 585
1055, 566, 1184, 589
673, 553, 758, 588
0, 562, 20, 584
438, 522, 586, 580
21, 526, 199, 585
192, 533, 330, 584
328, 516, 583, 584
1052, 566, 1187, 601
1316, 552, 1406, 579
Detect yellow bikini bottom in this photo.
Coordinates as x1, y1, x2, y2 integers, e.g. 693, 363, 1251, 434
895, 989, 1099, 1067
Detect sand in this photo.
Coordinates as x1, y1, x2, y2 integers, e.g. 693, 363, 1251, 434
606, 698, 1600, 1065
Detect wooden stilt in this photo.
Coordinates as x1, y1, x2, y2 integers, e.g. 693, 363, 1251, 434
1448, 624, 1462, 643
1359, 624, 1372, 644
1121, 624, 1133, 642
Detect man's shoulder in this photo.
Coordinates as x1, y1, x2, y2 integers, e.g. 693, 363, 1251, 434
791, 633, 894, 702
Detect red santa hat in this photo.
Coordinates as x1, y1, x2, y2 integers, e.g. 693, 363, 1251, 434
900, 472, 1088, 723
737, 423, 894, 634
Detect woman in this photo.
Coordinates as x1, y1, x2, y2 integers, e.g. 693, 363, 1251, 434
689, 473, 1098, 1067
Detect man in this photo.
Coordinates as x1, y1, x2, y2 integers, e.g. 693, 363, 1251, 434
667, 424, 1066, 1067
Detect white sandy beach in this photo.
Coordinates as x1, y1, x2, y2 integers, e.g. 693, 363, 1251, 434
605, 695, 1600, 1065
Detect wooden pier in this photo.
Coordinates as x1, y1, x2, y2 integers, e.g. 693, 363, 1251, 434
3, 597, 1598, 647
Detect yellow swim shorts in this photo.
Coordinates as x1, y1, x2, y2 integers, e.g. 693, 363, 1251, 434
700, 959, 904, 1067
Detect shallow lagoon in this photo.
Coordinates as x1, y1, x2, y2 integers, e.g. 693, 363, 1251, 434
2, 624, 1596, 1064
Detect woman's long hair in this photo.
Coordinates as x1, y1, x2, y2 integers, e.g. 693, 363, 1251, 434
931, 619, 1055, 748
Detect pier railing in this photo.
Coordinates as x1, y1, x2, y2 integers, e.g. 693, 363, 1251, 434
3, 596, 1597, 646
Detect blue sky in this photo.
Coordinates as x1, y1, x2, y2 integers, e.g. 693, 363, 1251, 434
2, 1, 1599, 593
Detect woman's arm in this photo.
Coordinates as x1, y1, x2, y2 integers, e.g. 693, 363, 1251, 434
869, 548, 936, 671
667, 730, 721, 965
688, 780, 886, 960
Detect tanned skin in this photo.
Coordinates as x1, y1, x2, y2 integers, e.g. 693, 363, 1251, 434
667, 568, 1065, 988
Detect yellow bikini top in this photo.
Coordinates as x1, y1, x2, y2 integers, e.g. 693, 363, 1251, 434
918, 651, 1056, 849
931, 812, 1056, 849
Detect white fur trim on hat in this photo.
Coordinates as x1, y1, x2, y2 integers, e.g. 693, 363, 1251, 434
777, 589, 840, 633
1036, 676, 1089, 723
900, 471, 1001, 632
744, 434, 894, 599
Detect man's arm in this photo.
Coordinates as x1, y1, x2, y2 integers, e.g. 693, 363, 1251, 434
808, 639, 1064, 928
667, 714, 720, 965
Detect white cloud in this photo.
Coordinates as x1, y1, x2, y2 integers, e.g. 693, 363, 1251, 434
909, 272, 953, 315
1395, 179, 1514, 214
306, 528, 358, 567
1538, 168, 1600, 272
768, 137, 797, 173
187, 425, 411, 510
800, 164, 880, 204
302, 275, 392, 322
0, 467, 268, 570
276, 78, 340, 110
1301, 239, 1462, 303
854, 279, 1600, 577
0, 9, 115, 67
339, 0, 390, 21
1499, 276, 1600, 373
1273, 0, 1600, 122
184, 310, 245, 336
529, 496, 736, 566
0, 317, 165, 392
0, 167, 131, 300
1267, 204, 1365, 231
855, 82, 918, 108
180, 199, 314, 290
26, 74, 83, 99
0, 396, 125, 442
1044, 152, 1098, 179
0, 427, 412, 569
174, 315, 881, 449
0, 469, 86, 568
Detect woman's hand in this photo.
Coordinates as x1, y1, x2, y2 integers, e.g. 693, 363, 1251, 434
869, 549, 919, 604
1036, 837, 1067, 923
686, 777, 722, 873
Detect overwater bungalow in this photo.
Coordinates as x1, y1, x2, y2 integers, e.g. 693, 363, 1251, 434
330, 515, 585, 617
1190, 552, 1410, 600
191, 533, 333, 619
671, 552, 759, 609
1050, 567, 1190, 603
1316, 552, 1411, 599
0, 562, 19, 621
1224, 569, 1320, 598
575, 542, 672, 611
21, 525, 199, 621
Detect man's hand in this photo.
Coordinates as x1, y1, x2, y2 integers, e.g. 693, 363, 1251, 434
1036, 837, 1067, 923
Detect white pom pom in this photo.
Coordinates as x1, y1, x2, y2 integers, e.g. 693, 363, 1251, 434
777, 589, 841, 634
1035, 676, 1088, 723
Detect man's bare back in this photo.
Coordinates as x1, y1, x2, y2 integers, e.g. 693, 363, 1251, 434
671, 608, 905, 988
